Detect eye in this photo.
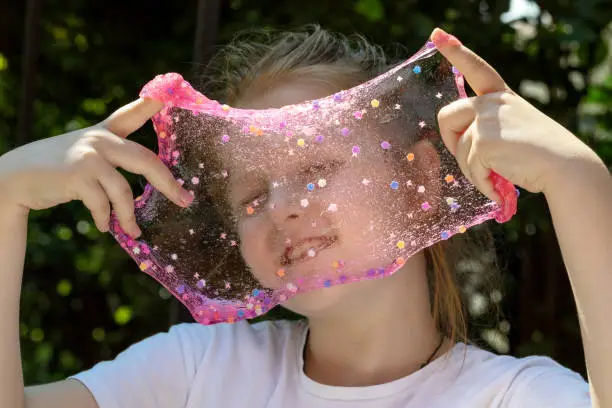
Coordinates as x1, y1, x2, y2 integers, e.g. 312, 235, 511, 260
239, 191, 268, 216
304, 160, 344, 176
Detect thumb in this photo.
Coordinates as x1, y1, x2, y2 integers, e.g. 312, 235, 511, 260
102, 98, 164, 138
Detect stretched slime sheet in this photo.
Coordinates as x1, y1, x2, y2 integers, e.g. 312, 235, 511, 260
109, 41, 517, 324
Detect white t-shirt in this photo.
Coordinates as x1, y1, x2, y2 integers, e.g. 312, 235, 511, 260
70, 319, 591, 408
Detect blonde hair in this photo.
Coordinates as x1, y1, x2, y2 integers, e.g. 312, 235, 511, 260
194, 24, 500, 344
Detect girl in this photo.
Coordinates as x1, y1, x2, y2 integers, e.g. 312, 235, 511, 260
1, 26, 610, 408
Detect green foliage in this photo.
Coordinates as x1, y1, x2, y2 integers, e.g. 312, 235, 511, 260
2, 0, 611, 383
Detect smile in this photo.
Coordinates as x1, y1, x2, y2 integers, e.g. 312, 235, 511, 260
281, 236, 338, 266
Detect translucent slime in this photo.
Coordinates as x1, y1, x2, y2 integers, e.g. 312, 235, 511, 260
109, 41, 517, 324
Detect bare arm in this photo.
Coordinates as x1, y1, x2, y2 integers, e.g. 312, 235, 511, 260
0, 202, 98, 408
544, 158, 612, 408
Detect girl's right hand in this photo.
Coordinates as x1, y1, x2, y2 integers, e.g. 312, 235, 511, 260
0, 98, 193, 238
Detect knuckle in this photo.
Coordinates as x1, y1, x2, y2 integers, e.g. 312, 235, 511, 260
92, 200, 110, 216
117, 182, 134, 200
140, 147, 160, 166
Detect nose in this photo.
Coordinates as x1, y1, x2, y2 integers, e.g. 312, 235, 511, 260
267, 183, 305, 226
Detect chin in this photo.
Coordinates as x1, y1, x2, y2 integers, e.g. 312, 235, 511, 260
281, 277, 378, 319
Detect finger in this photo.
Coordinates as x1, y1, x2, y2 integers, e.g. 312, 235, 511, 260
466, 146, 502, 205
96, 136, 194, 208
437, 97, 476, 156
454, 125, 475, 185
97, 164, 141, 238
102, 98, 164, 138
77, 180, 112, 233
430, 28, 507, 95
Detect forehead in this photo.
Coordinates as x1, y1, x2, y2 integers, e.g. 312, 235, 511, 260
212, 78, 409, 186
224, 79, 358, 180
235, 78, 337, 109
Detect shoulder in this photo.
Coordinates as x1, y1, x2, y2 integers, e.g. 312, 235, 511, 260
442, 343, 590, 407
69, 319, 304, 408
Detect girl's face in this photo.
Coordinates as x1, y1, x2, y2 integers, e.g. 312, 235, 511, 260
221, 79, 436, 317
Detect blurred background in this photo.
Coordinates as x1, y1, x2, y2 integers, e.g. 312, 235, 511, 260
1, 0, 611, 385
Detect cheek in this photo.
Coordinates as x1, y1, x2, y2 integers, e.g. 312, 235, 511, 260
329, 163, 417, 252
238, 218, 269, 266
237, 218, 283, 288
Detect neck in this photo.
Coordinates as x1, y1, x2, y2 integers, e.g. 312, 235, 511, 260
302, 261, 452, 387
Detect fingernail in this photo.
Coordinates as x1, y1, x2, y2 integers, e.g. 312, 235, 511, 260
431, 28, 462, 47
180, 190, 194, 207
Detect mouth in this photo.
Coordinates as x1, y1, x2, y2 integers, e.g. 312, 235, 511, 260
281, 236, 338, 266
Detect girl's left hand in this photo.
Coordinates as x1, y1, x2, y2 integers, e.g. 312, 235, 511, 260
431, 28, 602, 204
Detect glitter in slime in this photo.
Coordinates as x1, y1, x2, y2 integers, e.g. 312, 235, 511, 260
108, 41, 517, 325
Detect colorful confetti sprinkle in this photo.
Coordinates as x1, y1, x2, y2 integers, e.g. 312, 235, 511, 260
371, 99, 380, 108
417, 185, 426, 193
381, 141, 391, 150
407, 152, 415, 161
421, 202, 431, 211
352, 145, 361, 155
300, 199, 309, 208
413, 65, 422, 74
307, 183, 315, 191
221, 134, 230, 143
276, 269, 285, 278
317, 179, 327, 188
341, 127, 350, 136
327, 203, 338, 212
354, 111, 363, 119
390, 181, 399, 190
397, 240, 406, 249
445, 175, 455, 183
191, 177, 200, 185
297, 138, 305, 147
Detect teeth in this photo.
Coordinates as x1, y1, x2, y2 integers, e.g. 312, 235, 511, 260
283, 236, 337, 265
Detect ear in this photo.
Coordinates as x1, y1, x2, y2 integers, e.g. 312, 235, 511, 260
405, 140, 442, 216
